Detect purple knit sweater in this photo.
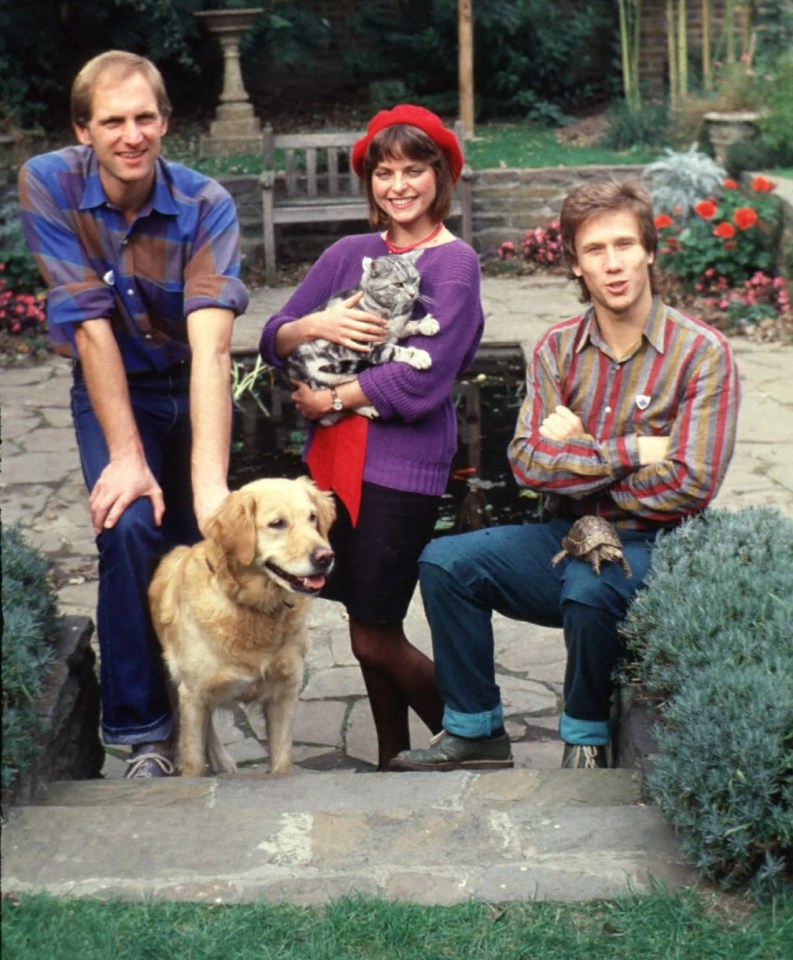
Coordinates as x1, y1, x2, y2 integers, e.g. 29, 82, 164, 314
259, 233, 485, 496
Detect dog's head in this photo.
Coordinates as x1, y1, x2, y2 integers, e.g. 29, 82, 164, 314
204, 477, 336, 594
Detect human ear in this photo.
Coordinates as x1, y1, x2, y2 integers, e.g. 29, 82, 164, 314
74, 123, 92, 147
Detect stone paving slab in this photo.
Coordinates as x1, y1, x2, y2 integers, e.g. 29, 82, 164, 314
1, 770, 693, 905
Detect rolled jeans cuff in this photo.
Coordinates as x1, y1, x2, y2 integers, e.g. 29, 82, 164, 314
443, 703, 504, 739
559, 711, 609, 746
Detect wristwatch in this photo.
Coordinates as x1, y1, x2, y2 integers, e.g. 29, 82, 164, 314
330, 386, 344, 412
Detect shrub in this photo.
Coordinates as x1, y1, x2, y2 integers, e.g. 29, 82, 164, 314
758, 54, 793, 167
497, 220, 564, 270
1, 526, 58, 791
641, 145, 726, 222
0, 199, 44, 295
620, 507, 793, 900
654, 175, 783, 291
600, 99, 670, 151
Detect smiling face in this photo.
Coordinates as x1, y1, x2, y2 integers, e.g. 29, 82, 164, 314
370, 153, 438, 237
74, 69, 168, 214
571, 207, 655, 324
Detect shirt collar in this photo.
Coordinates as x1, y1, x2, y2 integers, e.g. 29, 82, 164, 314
78, 154, 179, 217
576, 296, 666, 356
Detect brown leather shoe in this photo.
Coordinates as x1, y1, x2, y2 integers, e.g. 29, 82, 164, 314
388, 729, 513, 771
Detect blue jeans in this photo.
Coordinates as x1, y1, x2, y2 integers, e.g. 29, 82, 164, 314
418, 517, 658, 746
71, 367, 201, 745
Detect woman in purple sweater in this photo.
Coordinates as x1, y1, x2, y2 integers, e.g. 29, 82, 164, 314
259, 105, 484, 769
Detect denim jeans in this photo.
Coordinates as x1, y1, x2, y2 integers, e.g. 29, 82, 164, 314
71, 367, 201, 745
418, 517, 658, 746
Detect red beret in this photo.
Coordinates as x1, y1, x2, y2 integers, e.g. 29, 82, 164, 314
351, 104, 464, 184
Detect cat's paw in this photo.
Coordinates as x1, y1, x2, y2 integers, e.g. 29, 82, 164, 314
417, 315, 440, 336
355, 404, 379, 419
406, 348, 432, 370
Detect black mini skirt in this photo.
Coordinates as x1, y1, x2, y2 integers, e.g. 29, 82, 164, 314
322, 481, 441, 624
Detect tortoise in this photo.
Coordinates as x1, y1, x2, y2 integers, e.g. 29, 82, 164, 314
551, 516, 632, 577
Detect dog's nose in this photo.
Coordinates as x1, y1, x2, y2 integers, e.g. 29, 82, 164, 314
312, 547, 335, 571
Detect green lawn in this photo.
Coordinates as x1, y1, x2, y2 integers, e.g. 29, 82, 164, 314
464, 124, 656, 169
163, 122, 658, 178
3, 889, 791, 960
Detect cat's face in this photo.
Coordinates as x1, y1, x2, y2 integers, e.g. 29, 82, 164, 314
360, 253, 421, 309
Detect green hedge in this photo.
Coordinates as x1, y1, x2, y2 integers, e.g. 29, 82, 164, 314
620, 507, 793, 901
1, 525, 58, 790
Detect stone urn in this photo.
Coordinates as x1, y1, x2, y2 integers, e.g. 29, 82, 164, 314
703, 110, 761, 166
195, 7, 264, 157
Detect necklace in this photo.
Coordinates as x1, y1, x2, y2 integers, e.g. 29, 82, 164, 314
384, 223, 443, 254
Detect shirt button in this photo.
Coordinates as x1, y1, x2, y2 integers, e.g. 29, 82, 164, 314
605, 406, 612, 413
127, 289, 134, 295
121, 239, 128, 246
144, 333, 153, 340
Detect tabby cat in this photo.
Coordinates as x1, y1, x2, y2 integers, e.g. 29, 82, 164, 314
286, 250, 439, 426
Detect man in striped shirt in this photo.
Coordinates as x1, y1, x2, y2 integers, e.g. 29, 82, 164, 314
19, 51, 249, 778
390, 179, 739, 772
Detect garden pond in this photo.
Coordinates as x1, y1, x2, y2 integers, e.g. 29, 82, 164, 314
229, 346, 542, 535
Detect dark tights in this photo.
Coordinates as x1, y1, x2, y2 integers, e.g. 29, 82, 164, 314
349, 617, 444, 770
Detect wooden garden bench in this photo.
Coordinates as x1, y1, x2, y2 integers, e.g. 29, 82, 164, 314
260, 121, 473, 286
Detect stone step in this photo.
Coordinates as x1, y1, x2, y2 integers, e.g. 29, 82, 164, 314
1, 769, 695, 905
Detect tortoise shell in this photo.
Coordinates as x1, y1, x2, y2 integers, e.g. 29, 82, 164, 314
551, 516, 632, 577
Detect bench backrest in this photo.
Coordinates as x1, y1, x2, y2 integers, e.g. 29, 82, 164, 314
261, 128, 363, 201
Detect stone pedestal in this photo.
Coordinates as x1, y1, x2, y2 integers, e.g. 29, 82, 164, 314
196, 8, 263, 157
703, 110, 761, 166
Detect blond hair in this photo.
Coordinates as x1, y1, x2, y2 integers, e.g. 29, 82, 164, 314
71, 50, 172, 127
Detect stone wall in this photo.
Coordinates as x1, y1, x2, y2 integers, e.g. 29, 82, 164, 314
220, 165, 645, 273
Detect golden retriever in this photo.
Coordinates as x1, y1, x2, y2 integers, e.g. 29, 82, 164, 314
149, 476, 336, 777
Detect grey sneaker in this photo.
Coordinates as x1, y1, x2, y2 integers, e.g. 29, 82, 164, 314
561, 744, 608, 769
124, 742, 175, 779
388, 729, 513, 772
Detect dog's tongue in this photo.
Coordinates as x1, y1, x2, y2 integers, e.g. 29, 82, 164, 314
302, 575, 326, 591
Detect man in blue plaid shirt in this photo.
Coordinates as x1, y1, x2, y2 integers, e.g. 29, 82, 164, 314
19, 50, 249, 778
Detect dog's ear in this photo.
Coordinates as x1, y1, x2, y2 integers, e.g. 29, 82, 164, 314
304, 478, 337, 537
205, 492, 258, 566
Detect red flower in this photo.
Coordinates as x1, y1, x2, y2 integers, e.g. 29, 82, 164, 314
695, 199, 718, 219
723, 179, 739, 190
733, 207, 758, 230
713, 222, 736, 239
751, 175, 775, 193
654, 213, 673, 229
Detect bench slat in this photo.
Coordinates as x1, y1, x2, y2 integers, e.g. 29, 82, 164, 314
261, 121, 472, 285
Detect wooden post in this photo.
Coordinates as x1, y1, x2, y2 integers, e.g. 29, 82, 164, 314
458, 0, 474, 139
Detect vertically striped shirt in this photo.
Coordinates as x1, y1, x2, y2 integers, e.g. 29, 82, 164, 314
18, 145, 249, 372
509, 297, 740, 530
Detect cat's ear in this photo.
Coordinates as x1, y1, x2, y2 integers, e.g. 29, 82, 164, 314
361, 256, 373, 276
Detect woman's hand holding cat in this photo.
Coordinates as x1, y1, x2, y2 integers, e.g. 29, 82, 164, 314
317, 291, 387, 353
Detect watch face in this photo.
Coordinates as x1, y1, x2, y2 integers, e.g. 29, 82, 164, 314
332, 398, 344, 411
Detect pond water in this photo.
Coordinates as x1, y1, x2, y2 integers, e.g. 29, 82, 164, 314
229, 346, 542, 535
